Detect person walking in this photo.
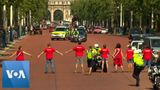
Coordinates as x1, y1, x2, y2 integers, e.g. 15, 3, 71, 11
142, 45, 153, 68
65, 42, 85, 73
37, 43, 63, 73
126, 45, 134, 72
112, 43, 124, 72
100, 44, 110, 72
132, 50, 144, 86
156, 51, 160, 63
86, 46, 96, 75
9, 46, 32, 61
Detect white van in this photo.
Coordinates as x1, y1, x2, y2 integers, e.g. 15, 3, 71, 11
130, 40, 144, 53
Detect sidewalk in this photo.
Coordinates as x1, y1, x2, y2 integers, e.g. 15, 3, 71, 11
0, 35, 27, 60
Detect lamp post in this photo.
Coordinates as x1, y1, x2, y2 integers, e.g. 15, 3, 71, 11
120, 3, 123, 28
18, 9, 21, 37
130, 11, 133, 28
119, 3, 123, 35
151, 8, 154, 29
9, 5, 13, 42
29, 10, 32, 30
3, 4, 7, 47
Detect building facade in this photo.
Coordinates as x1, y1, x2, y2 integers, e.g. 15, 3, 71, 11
48, 0, 73, 22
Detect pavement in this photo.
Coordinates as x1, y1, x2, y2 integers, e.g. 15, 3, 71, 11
0, 30, 153, 90
0, 35, 28, 59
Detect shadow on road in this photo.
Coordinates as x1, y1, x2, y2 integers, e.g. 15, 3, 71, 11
111, 71, 129, 73
146, 88, 158, 90
128, 84, 137, 87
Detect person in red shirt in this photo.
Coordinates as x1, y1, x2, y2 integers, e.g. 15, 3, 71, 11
9, 46, 32, 61
65, 42, 86, 73
126, 45, 134, 72
100, 44, 110, 72
142, 46, 153, 68
37, 43, 63, 73
112, 43, 124, 72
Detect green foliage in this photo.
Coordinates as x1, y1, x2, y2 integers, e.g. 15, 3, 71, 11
71, 0, 160, 29
2, 0, 48, 23
71, 0, 113, 22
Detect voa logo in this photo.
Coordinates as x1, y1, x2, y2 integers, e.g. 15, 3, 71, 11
6, 70, 26, 79
2, 61, 30, 88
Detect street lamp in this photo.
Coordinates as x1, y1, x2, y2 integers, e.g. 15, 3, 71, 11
120, 3, 123, 28
9, 5, 13, 42
151, 8, 154, 29
3, 4, 7, 47
130, 11, 133, 28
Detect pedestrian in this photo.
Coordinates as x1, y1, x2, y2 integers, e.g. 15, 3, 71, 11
126, 45, 134, 72
86, 46, 96, 75
100, 44, 110, 72
132, 50, 144, 86
142, 45, 153, 68
37, 43, 63, 73
9, 46, 32, 61
156, 51, 160, 64
65, 42, 85, 73
112, 43, 124, 72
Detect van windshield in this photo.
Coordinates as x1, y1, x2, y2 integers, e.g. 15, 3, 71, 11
55, 28, 66, 31
132, 42, 138, 48
151, 39, 160, 47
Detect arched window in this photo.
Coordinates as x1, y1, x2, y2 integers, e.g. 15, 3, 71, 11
54, 10, 63, 21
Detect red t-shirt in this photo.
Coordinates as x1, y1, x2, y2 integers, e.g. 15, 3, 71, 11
142, 48, 153, 60
16, 51, 25, 61
100, 48, 109, 59
114, 48, 122, 58
126, 49, 134, 60
73, 45, 85, 57
44, 47, 55, 60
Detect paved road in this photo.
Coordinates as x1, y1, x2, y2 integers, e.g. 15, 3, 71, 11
0, 30, 153, 90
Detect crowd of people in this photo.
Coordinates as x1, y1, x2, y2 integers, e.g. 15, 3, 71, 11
8, 41, 160, 87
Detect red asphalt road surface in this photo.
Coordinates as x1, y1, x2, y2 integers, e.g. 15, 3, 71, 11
0, 30, 153, 90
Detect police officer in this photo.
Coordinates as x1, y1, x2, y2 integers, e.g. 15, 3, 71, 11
66, 28, 72, 39
72, 28, 79, 41
87, 46, 96, 75
92, 44, 101, 71
132, 50, 144, 86
93, 44, 101, 58
73, 28, 79, 36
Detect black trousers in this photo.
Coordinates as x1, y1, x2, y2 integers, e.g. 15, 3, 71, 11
132, 64, 144, 85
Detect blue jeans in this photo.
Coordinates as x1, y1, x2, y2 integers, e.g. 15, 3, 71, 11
127, 59, 133, 63
144, 60, 151, 68
45, 59, 55, 72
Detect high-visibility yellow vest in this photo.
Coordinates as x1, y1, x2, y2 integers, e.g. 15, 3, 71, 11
87, 50, 93, 59
133, 53, 144, 66
93, 48, 101, 55
87, 49, 97, 59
